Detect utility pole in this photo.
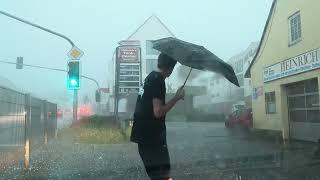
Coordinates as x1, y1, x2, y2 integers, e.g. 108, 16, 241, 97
0, 10, 82, 124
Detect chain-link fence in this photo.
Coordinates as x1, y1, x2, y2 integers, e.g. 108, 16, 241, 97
0, 86, 57, 170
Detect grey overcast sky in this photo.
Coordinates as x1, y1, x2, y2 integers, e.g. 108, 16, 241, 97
0, 0, 272, 104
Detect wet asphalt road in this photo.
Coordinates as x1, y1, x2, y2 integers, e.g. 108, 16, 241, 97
2, 122, 317, 180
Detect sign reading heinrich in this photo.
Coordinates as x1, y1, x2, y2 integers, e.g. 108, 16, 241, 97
264, 48, 320, 82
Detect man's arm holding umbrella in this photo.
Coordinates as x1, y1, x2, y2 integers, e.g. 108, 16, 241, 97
153, 87, 185, 119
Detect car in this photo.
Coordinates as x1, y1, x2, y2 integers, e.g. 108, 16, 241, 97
225, 108, 253, 129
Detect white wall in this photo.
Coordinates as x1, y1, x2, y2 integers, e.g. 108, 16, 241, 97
127, 16, 175, 84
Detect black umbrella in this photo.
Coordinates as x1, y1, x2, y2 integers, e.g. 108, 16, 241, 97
152, 37, 240, 87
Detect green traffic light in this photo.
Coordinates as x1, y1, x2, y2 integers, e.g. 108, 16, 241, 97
70, 79, 78, 86
67, 61, 80, 90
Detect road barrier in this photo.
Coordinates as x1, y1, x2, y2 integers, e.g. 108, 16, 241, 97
0, 86, 57, 170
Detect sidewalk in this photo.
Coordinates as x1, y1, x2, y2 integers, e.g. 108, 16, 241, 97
279, 140, 320, 179
246, 132, 320, 179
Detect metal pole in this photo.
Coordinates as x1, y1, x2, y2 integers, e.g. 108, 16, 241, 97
0, 10, 74, 47
81, 75, 100, 89
114, 48, 119, 120
73, 90, 78, 124
112, 49, 116, 118
24, 94, 31, 170
43, 100, 48, 146
183, 67, 193, 88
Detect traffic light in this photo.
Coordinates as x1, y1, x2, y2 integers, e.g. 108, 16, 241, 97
95, 90, 101, 102
67, 61, 80, 89
16, 57, 23, 69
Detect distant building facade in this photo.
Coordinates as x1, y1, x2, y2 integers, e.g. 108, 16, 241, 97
197, 42, 258, 115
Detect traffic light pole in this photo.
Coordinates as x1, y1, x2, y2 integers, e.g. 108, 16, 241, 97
0, 10, 80, 124
73, 90, 78, 123
0, 10, 75, 46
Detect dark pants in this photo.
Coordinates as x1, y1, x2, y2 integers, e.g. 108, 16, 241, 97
138, 144, 171, 180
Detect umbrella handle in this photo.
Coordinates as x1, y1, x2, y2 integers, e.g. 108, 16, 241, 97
182, 67, 193, 88
181, 68, 192, 101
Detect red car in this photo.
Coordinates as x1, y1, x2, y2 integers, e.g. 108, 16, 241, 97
225, 108, 253, 128
77, 105, 93, 119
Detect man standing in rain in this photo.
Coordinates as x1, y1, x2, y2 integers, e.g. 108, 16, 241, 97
130, 53, 185, 180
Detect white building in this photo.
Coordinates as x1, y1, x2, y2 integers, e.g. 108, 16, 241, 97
125, 15, 176, 86
197, 42, 258, 114
112, 15, 177, 116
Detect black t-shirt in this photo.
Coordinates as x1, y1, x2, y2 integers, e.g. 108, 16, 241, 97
130, 71, 166, 146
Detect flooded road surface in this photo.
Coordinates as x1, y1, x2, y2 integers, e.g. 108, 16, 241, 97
1, 122, 319, 180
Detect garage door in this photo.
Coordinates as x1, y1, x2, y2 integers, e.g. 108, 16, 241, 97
287, 78, 320, 142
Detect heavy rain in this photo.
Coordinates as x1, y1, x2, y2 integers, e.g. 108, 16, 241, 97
1, 0, 320, 179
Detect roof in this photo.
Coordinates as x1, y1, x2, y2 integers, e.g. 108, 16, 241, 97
244, 0, 277, 78
126, 15, 176, 40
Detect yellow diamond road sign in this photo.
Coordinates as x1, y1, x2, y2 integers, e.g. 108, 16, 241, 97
68, 46, 84, 60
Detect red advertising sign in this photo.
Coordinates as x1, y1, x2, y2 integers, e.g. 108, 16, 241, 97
117, 46, 140, 63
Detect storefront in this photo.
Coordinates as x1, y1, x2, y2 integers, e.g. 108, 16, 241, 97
245, 0, 320, 142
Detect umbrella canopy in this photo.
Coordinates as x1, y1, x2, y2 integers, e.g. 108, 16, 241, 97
152, 37, 240, 87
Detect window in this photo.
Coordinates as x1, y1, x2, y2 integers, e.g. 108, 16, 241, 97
146, 40, 160, 55
265, 92, 276, 114
146, 59, 158, 74
288, 12, 302, 45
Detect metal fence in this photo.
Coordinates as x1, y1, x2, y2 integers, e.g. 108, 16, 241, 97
0, 86, 57, 170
